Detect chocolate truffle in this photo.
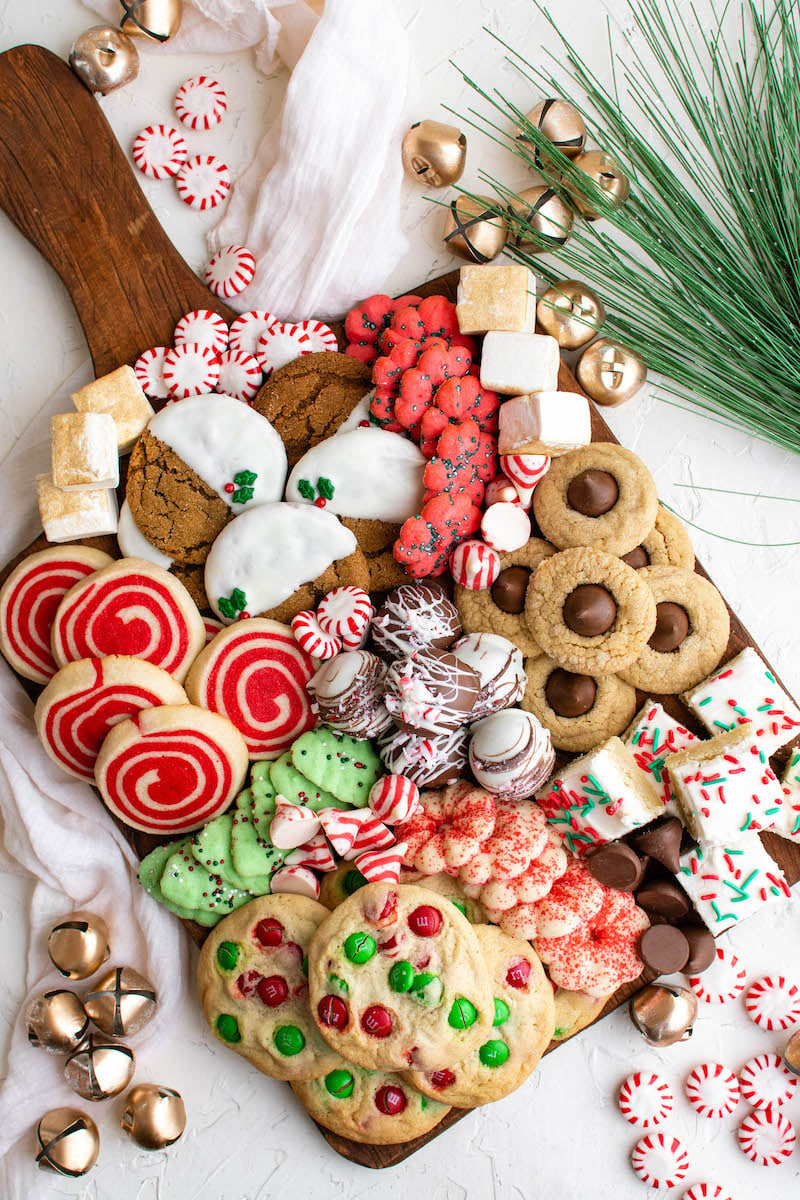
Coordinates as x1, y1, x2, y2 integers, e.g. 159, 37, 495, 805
622, 545, 649, 569
648, 602, 690, 652
468, 709, 555, 801
490, 566, 530, 615
639, 925, 690, 975
567, 468, 619, 517
452, 633, 526, 719
308, 650, 391, 739
378, 726, 468, 789
371, 582, 461, 660
545, 668, 597, 717
562, 584, 617, 636
384, 647, 481, 735
585, 842, 646, 891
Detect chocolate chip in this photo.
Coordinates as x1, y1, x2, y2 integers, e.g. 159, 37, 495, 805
635, 879, 691, 921
585, 842, 645, 891
566, 468, 619, 516
562, 584, 617, 636
649, 602, 690, 652
678, 924, 716, 973
491, 566, 531, 614
621, 545, 649, 569
545, 669, 597, 717
629, 818, 683, 875
639, 925, 690, 974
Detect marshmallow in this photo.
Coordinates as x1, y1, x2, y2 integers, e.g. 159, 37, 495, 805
36, 473, 118, 543
498, 391, 592, 457
51, 412, 119, 491
456, 264, 537, 334
479, 331, 560, 395
72, 365, 154, 454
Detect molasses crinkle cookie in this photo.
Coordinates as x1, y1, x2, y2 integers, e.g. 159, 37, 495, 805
521, 653, 638, 752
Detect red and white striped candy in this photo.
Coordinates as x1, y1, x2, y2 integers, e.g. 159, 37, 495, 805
0, 546, 112, 684
318, 808, 366, 857
229, 311, 280, 357
163, 343, 221, 399
215, 349, 262, 403
738, 1109, 796, 1166
134, 346, 170, 399
291, 610, 341, 660
449, 540, 500, 590
484, 476, 521, 507
745, 976, 800, 1032
285, 830, 336, 873
268, 865, 320, 901
205, 245, 256, 300
186, 619, 317, 760
684, 1063, 740, 1119
316, 587, 373, 643
617, 1072, 673, 1128
369, 775, 420, 825
174, 76, 227, 131
174, 309, 229, 355
176, 154, 231, 211
269, 802, 321, 850
296, 319, 337, 353
480, 502, 530, 552
739, 1053, 798, 1110
500, 453, 550, 495
132, 124, 188, 180
689, 947, 746, 1005
683, 1187, 734, 1200
630, 1133, 690, 1189
256, 323, 313, 377
355, 842, 407, 884
203, 616, 225, 645
344, 813, 395, 860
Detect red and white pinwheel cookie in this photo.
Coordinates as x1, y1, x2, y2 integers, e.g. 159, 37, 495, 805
396, 781, 496, 875
534, 887, 649, 997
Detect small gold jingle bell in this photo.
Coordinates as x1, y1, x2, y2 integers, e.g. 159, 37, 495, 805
443, 195, 508, 264
69, 26, 139, 95
537, 280, 605, 350
521, 98, 587, 166
577, 336, 647, 407
121, 1084, 187, 1150
36, 1107, 99, 1177
507, 185, 573, 251
784, 1028, 800, 1076
629, 983, 698, 1047
566, 149, 630, 219
26, 989, 89, 1055
64, 1033, 135, 1102
48, 911, 110, 981
401, 119, 467, 188
119, 0, 183, 42
84, 966, 157, 1038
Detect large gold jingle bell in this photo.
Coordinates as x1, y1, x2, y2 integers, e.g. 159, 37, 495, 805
443, 195, 508, 264
537, 280, 605, 350
84, 966, 157, 1038
64, 1033, 135, 1102
121, 1084, 187, 1150
36, 1108, 99, 1177
521, 98, 587, 167
401, 120, 467, 188
577, 336, 647, 407
507, 185, 573, 251
566, 149, 630, 219
69, 27, 139, 96
629, 983, 697, 1046
26, 989, 89, 1054
119, 0, 183, 42
48, 911, 110, 981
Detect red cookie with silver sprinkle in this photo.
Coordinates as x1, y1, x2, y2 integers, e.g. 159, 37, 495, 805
132, 123, 188, 180
229, 310, 280, 357
291, 610, 341, 660
369, 775, 421, 825
270, 865, 320, 901
163, 343, 221, 399
684, 1063, 740, 1119
174, 309, 229, 355
215, 349, 262, 403
745, 976, 800, 1032
617, 1072, 674, 1128
176, 154, 231, 211
737, 1109, 796, 1166
174, 75, 227, 131
316, 587, 373, 644
683, 1187, 734, 1200
480, 502, 530, 552
450, 540, 500, 590
630, 1133, 690, 1189
296, 319, 337, 353
205, 245, 256, 300
134, 346, 171, 399
688, 947, 746, 1004
354, 842, 406, 884
256, 323, 314, 377
739, 1053, 798, 1110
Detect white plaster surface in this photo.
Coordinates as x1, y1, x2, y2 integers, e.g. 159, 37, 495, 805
0, 1, 798, 1197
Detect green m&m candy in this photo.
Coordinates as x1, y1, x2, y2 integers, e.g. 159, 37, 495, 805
344, 932, 376, 964
479, 1039, 510, 1068
389, 961, 415, 993
274, 1025, 305, 1056
493, 998, 510, 1027
450, 899, 467, 917
216, 941, 239, 972
325, 1068, 355, 1099
344, 869, 368, 896
448, 997, 478, 1029
216, 1013, 241, 1043
410, 972, 443, 1008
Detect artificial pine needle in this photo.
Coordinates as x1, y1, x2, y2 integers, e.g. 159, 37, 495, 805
659, 502, 800, 546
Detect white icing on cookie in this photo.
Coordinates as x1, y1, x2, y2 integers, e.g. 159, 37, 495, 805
285, 427, 425, 522
204, 502, 358, 622
334, 391, 374, 435
147, 393, 287, 512
117, 501, 174, 570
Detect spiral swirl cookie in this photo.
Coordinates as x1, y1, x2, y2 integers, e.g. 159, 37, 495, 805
618, 566, 730, 694
185, 618, 316, 760
454, 537, 556, 658
521, 653, 638, 752
525, 547, 657, 676
308, 882, 493, 1072
51, 558, 205, 683
95, 704, 248, 834
34, 656, 188, 781
0, 546, 113, 684
402, 925, 555, 1108
622, 504, 695, 570
198, 894, 341, 1081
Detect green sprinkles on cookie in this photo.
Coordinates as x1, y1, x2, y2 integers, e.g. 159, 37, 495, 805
290, 726, 381, 805
269, 752, 344, 812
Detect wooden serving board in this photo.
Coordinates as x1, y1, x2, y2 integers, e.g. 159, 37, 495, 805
0, 42, 798, 1172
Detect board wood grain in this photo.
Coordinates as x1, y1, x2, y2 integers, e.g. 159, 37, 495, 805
0, 41, 797, 1172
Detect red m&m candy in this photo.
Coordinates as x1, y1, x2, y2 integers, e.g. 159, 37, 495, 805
375, 1085, 407, 1115
505, 959, 531, 989
318, 995, 349, 1029
408, 906, 443, 937
361, 1005, 393, 1038
257, 975, 289, 1008
236, 970, 263, 998
429, 1069, 456, 1091
254, 918, 283, 948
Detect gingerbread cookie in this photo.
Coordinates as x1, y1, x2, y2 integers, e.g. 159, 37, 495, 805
454, 537, 556, 658
525, 547, 657, 676
341, 519, 407, 592
552, 988, 608, 1040
622, 504, 695, 570
521, 654, 637, 753
197, 894, 341, 1081
532, 444, 658, 556
619, 566, 730, 694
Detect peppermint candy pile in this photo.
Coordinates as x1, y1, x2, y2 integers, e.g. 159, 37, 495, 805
132, 77, 231, 211
291, 586, 374, 659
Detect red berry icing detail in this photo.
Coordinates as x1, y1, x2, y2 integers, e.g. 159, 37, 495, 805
257, 975, 289, 1008
318, 995, 349, 1029
430, 1069, 456, 1091
236, 970, 263, 998
506, 958, 531, 989
408, 905, 442, 937
361, 1005, 393, 1038
314, 497, 327, 508
224, 482, 235, 494
254, 918, 283, 947
374, 1085, 407, 1116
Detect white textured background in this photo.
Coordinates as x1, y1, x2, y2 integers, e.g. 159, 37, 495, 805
0, 1, 798, 1197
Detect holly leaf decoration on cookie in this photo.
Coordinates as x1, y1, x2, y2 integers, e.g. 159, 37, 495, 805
219, 588, 248, 620
297, 478, 315, 501
317, 476, 335, 500
232, 486, 255, 504
234, 470, 258, 487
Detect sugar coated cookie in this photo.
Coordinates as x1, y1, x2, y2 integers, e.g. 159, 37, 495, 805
185, 618, 316, 760
624, 503, 694, 570
95, 704, 248, 834
0, 546, 112, 684
35, 656, 187, 781
454, 537, 556, 659
51, 558, 205, 683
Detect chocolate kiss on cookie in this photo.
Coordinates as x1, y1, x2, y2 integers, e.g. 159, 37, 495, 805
127, 394, 288, 566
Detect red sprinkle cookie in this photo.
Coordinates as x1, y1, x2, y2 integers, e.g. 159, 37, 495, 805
739, 1052, 798, 1109
174, 76, 227, 131
684, 1062, 740, 1119
176, 154, 231, 211
630, 1132, 690, 1189
132, 124, 188, 180
688, 947, 746, 1004
744, 976, 800, 1031
618, 1071, 674, 1128
738, 1109, 796, 1166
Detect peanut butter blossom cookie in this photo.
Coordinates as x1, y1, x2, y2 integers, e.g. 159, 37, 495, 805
197, 894, 341, 1081
454, 537, 556, 658
308, 882, 493, 1072
621, 504, 695, 571
521, 653, 638, 753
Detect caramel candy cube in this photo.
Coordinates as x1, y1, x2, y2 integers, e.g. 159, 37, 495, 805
72, 366, 154, 453
51, 412, 119, 491
36, 474, 119, 543
456, 264, 537, 334
498, 391, 591, 456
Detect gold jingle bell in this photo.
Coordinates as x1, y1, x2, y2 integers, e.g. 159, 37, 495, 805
629, 983, 698, 1047
119, 0, 183, 42
784, 1028, 800, 1076
36, 1108, 99, 1177
121, 1084, 187, 1150
507, 185, 573, 251
69, 26, 139, 95
84, 967, 157, 1038
566, 149, 630, 219
48, 911, 110, 981
521, 98, 587, 165
537, 280, 605, 350
401, 120, 467, 188
577, 336, 647, 407
26, 989, 89, 1055
64, 1033, 135, 1102
443, 195, 508, 264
